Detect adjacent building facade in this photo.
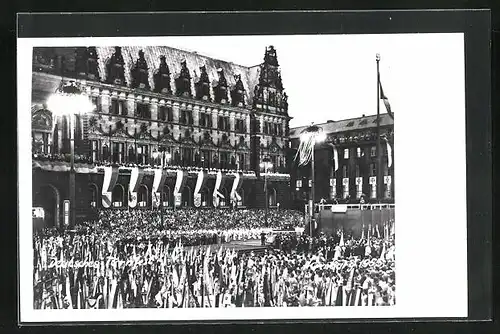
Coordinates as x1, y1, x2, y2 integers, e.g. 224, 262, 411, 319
289, 114, 395, 210
31, 45, 293, 228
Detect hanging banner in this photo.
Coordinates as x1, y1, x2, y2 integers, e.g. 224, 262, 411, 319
384, 137, 393, 168
330, 178, 337, 199
173, 170, 188, 207
101, 166, 119, 208
230, 172, 244, 205
213, 171, 225, 207
328, 143, 339, 172
356, 177, 363, 198
151, 168, 168, 208
369, 176, 377, 185
174, 193, 182, 207
128, 167, 144, 208
384, 175, 392, 184
342, 177, 349, 199
193, 170, 208, 208
63, 200, 70, 226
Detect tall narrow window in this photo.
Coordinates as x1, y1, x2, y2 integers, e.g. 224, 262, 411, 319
136, 103, 150, 119
342, 165, 348, 178
370, 163, 377, 176
111, 99, 119, 115
357, 147, 362, 158
92, 96, 101, 112
158, 106, 166, 121
91, 140, 99, 162
344, 148, 349, 159
371, 146, 377, 157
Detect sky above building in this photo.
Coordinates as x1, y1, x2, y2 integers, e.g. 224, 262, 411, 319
38, 33, 464, 128
160, 33, 464, 128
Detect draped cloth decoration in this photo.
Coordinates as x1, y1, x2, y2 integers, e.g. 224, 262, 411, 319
173, 170, 188, 207
101, 166, 119, 208
193, 171, 207, 208
294, 132, 315, 167
152, 168, 168, 208
128, 167, 144, 208
213, 171, 225, 207
383, 136, 393, 168
230, 172, 244, 205
328, 143, 339, 172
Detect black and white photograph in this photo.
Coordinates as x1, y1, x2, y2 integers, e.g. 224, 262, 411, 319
18, 20, 475, 322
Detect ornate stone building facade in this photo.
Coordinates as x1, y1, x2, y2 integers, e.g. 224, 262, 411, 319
289, 114, 394, 210
31, 45, 292, 228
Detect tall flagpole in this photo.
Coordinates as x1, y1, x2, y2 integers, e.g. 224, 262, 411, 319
376, 53, 382, 203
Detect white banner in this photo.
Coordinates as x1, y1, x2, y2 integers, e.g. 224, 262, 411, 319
174, 193, 182, 207
369, 176, 377, 185
230, 172, 242, 203
342, 178, 349, 186
213, 171, 224, 207
384, 175, 392, 185
194, 193, 202, 208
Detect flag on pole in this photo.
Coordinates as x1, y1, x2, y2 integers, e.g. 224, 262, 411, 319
382, 136, 393, 168
379, 77, 394, 119
328, 143, 339, 172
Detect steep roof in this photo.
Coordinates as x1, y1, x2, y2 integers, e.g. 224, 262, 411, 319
33, 46, 261, 105
289, 113, 394, 139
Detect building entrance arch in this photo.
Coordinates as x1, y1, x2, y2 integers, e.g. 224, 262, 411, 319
33, 184, 60, 230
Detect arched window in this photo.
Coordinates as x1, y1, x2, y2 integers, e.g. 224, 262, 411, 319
89, 183, 99, 208
102, 144, 110, 161
201, 187, 210, 207
221, 188, 229, 207
112, 184, 124, 207
162, 185, 171, 207
128, 145, 135, 163
238, 188, 245, 206
138, 185, 148, 207
33, 184, 61, 230
182, 186, 192, 207
267, 187, 277, 207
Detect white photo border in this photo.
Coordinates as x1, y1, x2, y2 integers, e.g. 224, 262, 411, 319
18, 34, 468, 323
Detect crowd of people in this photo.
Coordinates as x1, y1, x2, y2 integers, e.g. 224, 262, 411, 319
33, 208, 395, 309
37, 209, 304, 247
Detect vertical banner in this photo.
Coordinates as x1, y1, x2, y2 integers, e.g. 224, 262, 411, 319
230, 172, 243, 206
330, 178, 336, 199
128, 167, 144, 208
173, 170, 187, 207
193, 171, 207, 208
213, 171, 225, 207
101, 166, 119, 208
356, 177, 363, 199
369, 176, 377, 199
342, 178, 349, 199
384, 175, 392, 198
152, 168, 168, 208
63, 200, 70, 227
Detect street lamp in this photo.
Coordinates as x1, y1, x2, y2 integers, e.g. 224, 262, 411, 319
259, 156, 273, 228
299, 124, 326, 237
46, 80, 93, 229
